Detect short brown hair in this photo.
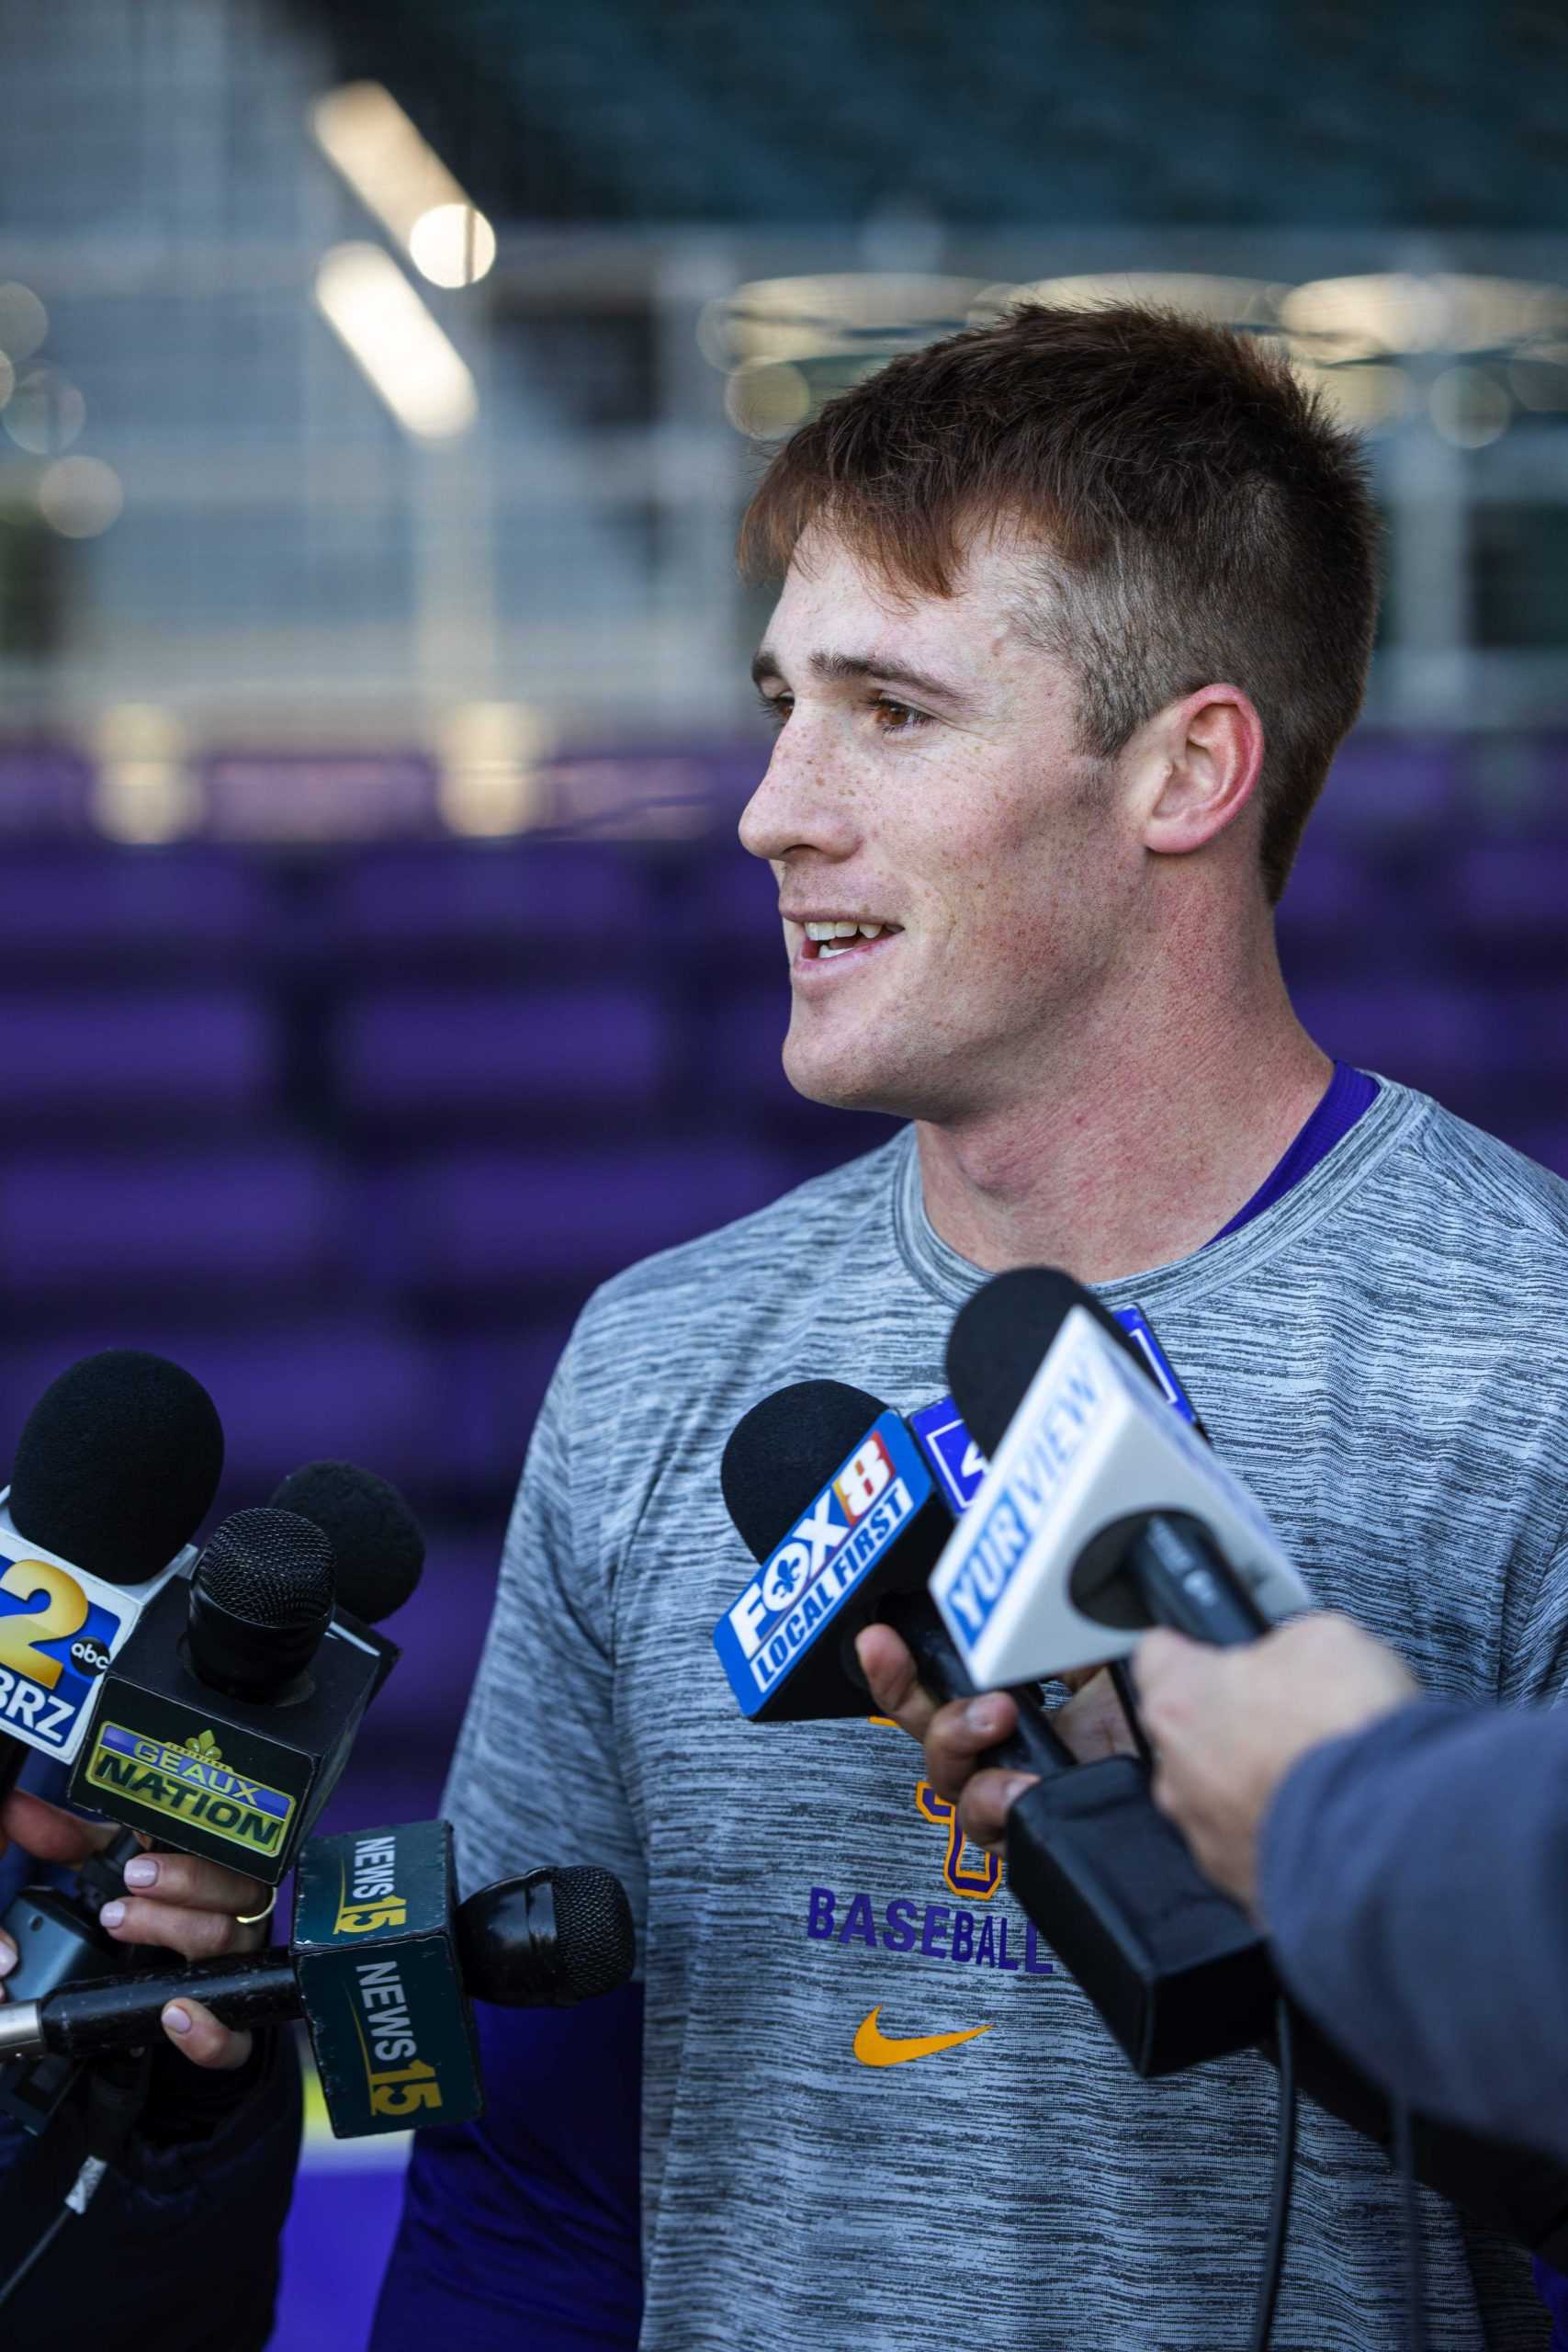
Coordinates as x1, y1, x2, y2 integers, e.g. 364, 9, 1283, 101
739, 305, 1381, 902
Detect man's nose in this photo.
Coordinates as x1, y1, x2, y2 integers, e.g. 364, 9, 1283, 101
739, 725, 859, 865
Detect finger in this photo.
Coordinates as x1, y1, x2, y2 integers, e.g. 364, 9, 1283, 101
920, 1690, 1021, 1801
118, 1848, 268, 1920
0, 1924, 17, 1996
98, 1896, 260, 1962
161, 1996, 253, 2073
1, 1789, 118, 1868
956, 1767, 1038, 1852
1055, 1668, 1141, 1763
855, 1624, 938, 1742
1131, 1626, 1199, 1704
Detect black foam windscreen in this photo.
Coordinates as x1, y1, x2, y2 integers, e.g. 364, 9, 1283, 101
8, 1349, 225, 1583
720, 1379, 888, 1565
268, 1461, 425, 1623
946, 1269, 1153, 1458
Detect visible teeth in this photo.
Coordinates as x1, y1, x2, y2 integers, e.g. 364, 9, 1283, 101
803, 919, 887, 942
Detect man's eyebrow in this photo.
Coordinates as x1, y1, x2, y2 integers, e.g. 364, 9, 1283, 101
749, 645, 971, 706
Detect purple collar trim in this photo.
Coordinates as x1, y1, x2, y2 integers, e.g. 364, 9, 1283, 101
1206, 1062, 1380, 1249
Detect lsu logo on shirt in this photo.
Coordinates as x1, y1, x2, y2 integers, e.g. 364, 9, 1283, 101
714, 1411, 933, 1715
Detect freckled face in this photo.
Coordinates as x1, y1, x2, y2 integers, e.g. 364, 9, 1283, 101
739, 533, 1143, 1123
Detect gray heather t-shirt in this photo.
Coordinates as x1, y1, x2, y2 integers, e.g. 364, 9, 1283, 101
445, 1080, 1568, 2350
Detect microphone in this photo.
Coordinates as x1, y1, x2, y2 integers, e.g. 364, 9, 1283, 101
270, 1460, 424, 1624
717, 1378, 1071, 1779
931, 1269, 1312, 1690
67, 1501, 384, 1884
269, 1459, 425, 1704
0, 1351, 223, 2134
0, 1819, 636, 2139
716, 1374, 1273, 2074
949, 1277, 1568, 2257
0, 1350, 223, 1792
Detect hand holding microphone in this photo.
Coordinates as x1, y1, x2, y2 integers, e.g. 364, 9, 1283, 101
0, 1790, 273, 2072
1134, 1613, 1419, 1909
852, 1634, 1132, 1852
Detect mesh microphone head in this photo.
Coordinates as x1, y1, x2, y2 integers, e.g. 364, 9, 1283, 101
8, 1350, 224, 1583
946, 1268, 1153, 1458
186, 1507, 335, 1700
549, 1866, 637, 2001
456, 1865, 636, 2007
267, 1462, 424, 1623
720, 1379, 887, 1564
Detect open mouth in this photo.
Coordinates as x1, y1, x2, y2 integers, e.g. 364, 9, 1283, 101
798, 919, 900, 967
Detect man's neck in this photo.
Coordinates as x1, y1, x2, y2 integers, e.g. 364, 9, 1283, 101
914, 922, 1331, 1285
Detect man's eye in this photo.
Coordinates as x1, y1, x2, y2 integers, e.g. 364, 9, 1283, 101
758, 691, 792, 729
873, 697, 928, 734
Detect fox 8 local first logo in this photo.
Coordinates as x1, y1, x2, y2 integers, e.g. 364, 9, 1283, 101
715, 1409, 931, 1716
758, 1434, 895, 1616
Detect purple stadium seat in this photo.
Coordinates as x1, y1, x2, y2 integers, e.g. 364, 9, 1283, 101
433, 1327, 574, 1490
0, 1321, 443, 1500
0, 1147, 342, 1298
1315, 734, 1461, 836
691, 843, 786, 959
324, 841, 658, 963
0, 849, 275, 969
1438, 841, 1568, 964
0, 988, 276, 1122
0, 746, 94, 836
334, 983, 672, 1120
1274, 842, 1389, 967
703, 989, 794, 1112
1292, 978, 1498, 1102
378, 1143, 790, 1297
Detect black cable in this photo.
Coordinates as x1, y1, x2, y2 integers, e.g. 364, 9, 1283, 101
1249, 1996, 1299, 2352
1393, 2098, 1429, 2352
0, 2196, 73, 2314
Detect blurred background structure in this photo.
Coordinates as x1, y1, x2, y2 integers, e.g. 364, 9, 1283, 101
2, 3, 1567, 2341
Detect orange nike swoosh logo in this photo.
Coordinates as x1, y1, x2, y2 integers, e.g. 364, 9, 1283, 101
852, 2006, 994, 2068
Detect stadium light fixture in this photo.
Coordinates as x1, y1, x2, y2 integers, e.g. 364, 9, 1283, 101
310, 82, 496, 288
0, 283, 49, 365
989, 273, 1279, 328
314, 243, 478, 439
39, 456, 123, 537
437, 702, 549, 837
92, 706, 200, 843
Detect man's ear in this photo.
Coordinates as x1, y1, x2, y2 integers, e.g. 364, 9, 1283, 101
1138, 686, 1266, 859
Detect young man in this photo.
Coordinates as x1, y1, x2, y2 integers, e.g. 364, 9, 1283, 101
372, 307, 1568, 2347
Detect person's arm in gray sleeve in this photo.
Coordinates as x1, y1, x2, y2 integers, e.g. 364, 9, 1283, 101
1260, 1695, 1568, 2158
371, 1317, 647, 2350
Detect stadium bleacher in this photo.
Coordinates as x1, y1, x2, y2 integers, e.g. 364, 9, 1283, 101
299, 0, 1568, 231
0, 737, 1564, 1844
